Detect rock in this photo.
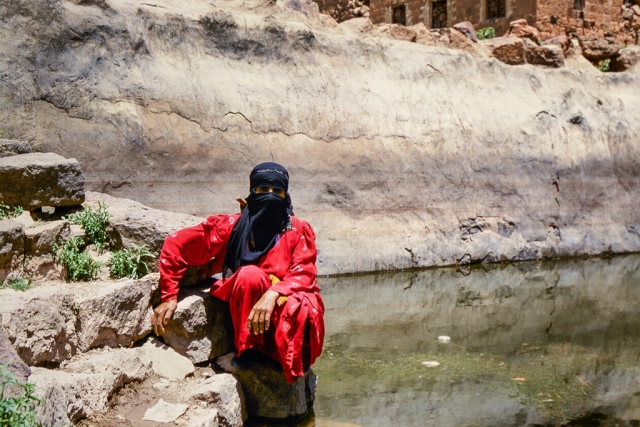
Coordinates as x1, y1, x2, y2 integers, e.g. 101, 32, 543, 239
143, 399, 189, 423
85, 191, 202, 255
0, 313, 31, 397
185, 408, 220, 427
376, 24, 417, 42
541, 34, 571, 55
0, 139, 31, 157
339, 17, 372, 33
0, 278, 154, 365
483, 36, 525, 65
30, 348, 152, 425
188, 373, 247, 426
277, 0, 320, 19
139, 338, 195, 380
578, 36, 624, 61
0, 153, 85, 211
162, 284, 234, 363
525, 44, 565, 68
0, 220, 24, 283
632, 5, 640, 15
611, 46, 640, 72
24, 220, 70, 256
216, 353, 316, 419
505, 18, 540, 43
453, 21, 478, 43
74, 278, 155, 352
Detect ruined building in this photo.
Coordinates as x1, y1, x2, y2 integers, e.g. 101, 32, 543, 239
316, 0, 638, 42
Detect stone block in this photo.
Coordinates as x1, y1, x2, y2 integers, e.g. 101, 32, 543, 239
0, 312, 31, 397
483, 36, 525, 65
453, 21, 478, 43
31, 347, 151, 426
0, 139, 31, 157
24, 220, 70, 256
162, 284, 234, 363
188, 373, 247, 426
578, 36, 623, 61
0, 153, 85, 211
0, 220, 24, 283
216, 353, 317, 419
138, 338, 195, 380
376, 23, 417, 42
525, 44, 565, 68
611, 46, 640, 72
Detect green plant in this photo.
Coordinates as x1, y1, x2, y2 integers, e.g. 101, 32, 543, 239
597, 58, 611, 72
0, 365, 41, 427
65, 202, 111, 250
476, 26, 496, 40
0, 278, 30, 292
0, 203, 24, 220
53, 237, 102, 282
110, 245, 155, 279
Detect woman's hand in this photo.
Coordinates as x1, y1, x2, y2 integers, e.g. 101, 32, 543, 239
152, 299, 178, 336
247, 290, 280, 335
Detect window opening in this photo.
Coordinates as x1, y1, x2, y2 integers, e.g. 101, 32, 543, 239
487, 0, 505, 19
432, 0, 447, 28
392, 5, 406, 25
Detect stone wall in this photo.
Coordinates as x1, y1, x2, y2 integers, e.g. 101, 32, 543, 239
535, 0, 634, 42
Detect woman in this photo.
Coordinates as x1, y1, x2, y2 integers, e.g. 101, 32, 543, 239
151, 162, 324, 383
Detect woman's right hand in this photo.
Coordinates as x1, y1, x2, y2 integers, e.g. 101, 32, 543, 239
152, 299, 178, 336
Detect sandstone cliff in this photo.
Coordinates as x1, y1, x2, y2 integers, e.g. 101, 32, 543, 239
1, 0, 639, 275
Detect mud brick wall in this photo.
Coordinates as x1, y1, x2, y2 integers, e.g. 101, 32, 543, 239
536, 0, 630, 42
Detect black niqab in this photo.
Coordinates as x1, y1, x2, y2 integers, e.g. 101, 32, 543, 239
223, 162, 293, 274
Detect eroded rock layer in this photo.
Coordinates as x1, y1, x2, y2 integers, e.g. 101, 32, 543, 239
1, 0, 639, 274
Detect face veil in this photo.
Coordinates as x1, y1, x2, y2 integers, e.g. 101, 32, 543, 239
223, 162, 293, 274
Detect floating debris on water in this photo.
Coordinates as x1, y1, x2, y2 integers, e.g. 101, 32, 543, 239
422, 361, 441, 368
438, 336, 451, 343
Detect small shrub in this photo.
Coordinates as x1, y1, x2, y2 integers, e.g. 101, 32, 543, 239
476, 27, 496, 40
0, 203, 24, 220
0, 364, 41, 427
0, 278, 30, 292
110, 245, 155, 279
597, 58, 611, 72
65, 202, 111, 250
53, 237, 102, 282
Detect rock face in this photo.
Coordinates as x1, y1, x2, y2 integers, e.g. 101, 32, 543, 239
524, 43, 565, 68
0, 312, 31, 393
0, 153, 85, 211
188, 373, 247, 426
0, 220, 24, 283
1, 0, 639, 277
484, 36, 525, 65
216, 353, 316, 419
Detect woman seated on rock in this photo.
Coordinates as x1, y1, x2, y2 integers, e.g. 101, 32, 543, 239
151, 162, 324, 384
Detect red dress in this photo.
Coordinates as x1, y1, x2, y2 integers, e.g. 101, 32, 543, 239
158, 213, 325, 383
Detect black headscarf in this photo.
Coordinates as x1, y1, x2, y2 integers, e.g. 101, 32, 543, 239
223, 162, 294, 274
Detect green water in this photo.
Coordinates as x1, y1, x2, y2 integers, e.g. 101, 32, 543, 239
307, 255, 640, 427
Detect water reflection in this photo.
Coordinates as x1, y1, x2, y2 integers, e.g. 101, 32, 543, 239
308, 255, 640, 427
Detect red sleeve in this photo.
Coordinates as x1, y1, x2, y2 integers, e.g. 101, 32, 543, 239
158, 214, 237, 302
270, 220, 318, 296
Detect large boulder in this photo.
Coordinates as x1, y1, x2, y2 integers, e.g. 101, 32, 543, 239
483, 36, 525, 65
578, 36, 624, 61
85, 191, 203, 254
216, 352, 317, 419
0, 139, 31, 157
0, 153, 85, 211
31, 347, 152, 426
161, 283, 234, 363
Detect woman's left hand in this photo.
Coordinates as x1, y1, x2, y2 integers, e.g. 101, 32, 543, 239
247, 289, 280, 335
